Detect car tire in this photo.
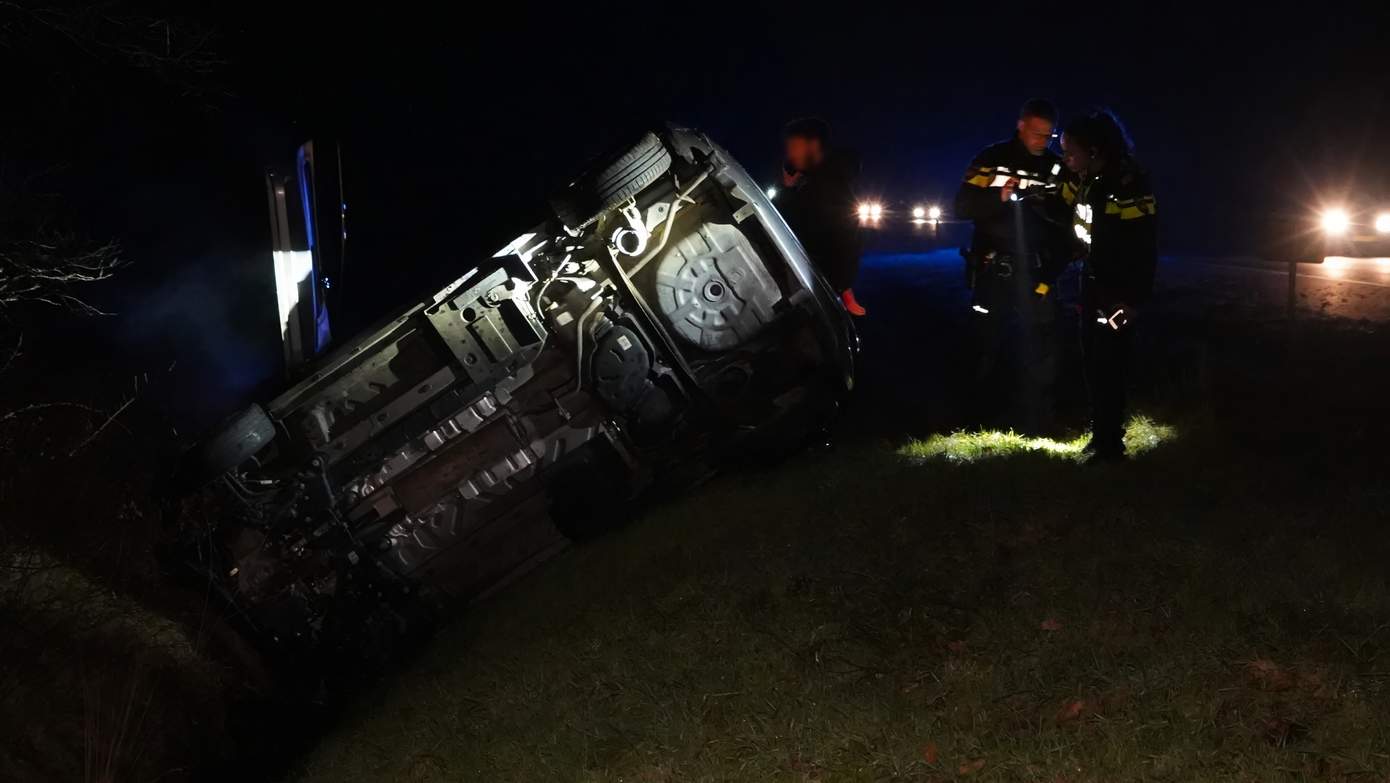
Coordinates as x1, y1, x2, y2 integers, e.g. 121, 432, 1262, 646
550, 132, 672, 229
186, 404, 276, 484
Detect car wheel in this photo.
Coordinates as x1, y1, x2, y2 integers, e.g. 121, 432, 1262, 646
185, 404, 276, 485
550, 132, 672, 229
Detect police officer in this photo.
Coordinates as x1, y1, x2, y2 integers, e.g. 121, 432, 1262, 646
776, 118, 866, 316
955, 99, 1072, 432
1059, 109, 1158, 462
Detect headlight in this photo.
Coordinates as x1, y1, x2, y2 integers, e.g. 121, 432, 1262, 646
1321, 208, 1351, 236
911, 205, 926, 219
857, 203, 870, 219
1376, 212, 1390, 234
766, 186, 778, 199
928, 205, 943, 220
869, 203, 883, 219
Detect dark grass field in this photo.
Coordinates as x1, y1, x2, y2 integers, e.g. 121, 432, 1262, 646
4, 250, 1386, 782
285, 253, 1390, 782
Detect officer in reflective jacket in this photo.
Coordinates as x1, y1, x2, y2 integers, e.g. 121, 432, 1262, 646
955, 98, 1073, 433
1059, 109, 1158, 462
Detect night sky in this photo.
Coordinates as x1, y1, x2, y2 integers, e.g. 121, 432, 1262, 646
14, 2, 1388, 427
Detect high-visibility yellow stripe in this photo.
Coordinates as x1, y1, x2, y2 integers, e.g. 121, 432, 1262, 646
1111, 197, 1155, 208
962, 164, 994, 186
1061, 182, 1077, 205
1104, 195, 1156, 220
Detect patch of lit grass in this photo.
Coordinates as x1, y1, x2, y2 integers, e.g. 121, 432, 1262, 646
899, 430, 1087, 463
898, 415, 1176, 464
1122, 415, 1177, 455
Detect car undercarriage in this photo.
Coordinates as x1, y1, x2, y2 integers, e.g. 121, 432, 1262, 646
174, 126, 856, 661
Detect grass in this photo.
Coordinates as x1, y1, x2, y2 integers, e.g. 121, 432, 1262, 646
9, 251, 1384, 781
272, 258, 1390, 780
898, 415, 1178, 464
290, 378, 1390, 781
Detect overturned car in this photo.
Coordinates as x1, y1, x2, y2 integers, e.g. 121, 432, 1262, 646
176, 126, 856, 656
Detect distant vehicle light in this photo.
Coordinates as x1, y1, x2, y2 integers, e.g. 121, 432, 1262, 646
927, 205, 943, 220
869, 203, 883, 219
911, 205, 926, 219
857, 203, 871, 219
1321, 208, 1351, 236
1376, 212, 1390, 234
766, 186, 778, 199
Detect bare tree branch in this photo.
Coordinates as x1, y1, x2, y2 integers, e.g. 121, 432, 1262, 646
0, 2, 225, 98
0, 401, 109, 426
0, 237, 124, 316
0, 332, 21, 375
66, 394, 135, 457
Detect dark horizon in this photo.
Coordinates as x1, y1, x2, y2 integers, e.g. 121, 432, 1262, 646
12, 3, 1390, 425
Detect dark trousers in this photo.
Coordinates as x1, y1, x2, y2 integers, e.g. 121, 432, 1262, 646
969, 263, 1059, 433
1081, 315, 1132, 454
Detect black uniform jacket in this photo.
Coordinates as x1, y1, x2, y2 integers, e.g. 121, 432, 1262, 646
1069, 160, 1158, 308
955, 136, 1073, 285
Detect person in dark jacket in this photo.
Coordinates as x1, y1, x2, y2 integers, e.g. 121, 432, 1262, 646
775, 118, 866, 315
1059, 109, 1158, 461
954, 98, 1073, 432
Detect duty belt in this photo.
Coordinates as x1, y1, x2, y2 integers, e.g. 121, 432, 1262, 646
982, 251, 1041, 279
